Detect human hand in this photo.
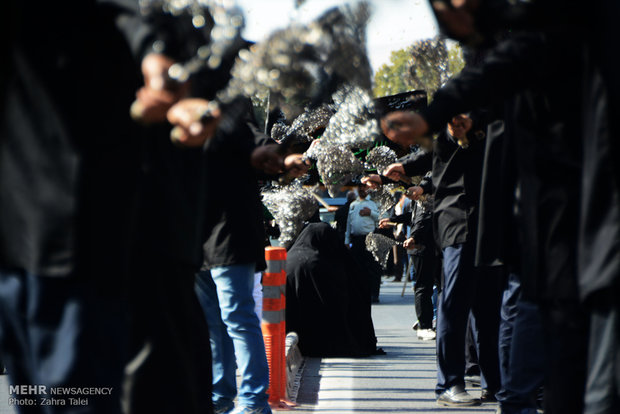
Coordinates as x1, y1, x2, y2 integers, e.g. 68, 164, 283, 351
383, 163, 406, 182
251, 145, 285, 175
361, 174, 382, 189
359, 207, 371, 217
406, 186, 424, 200
431, 0, 478, 44
131, 54, 190, 124
403, 237, 416, 249
379, 218, 395, 229
381, 111, 429, 147
448, 113, 472, 139
283, 154, 311, 178
308, 138, 322, 151
167, 99, 221, 147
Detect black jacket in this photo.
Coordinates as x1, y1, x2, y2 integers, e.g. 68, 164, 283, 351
0, 1, 236, 282
420, 30, 584, 301
0, 1, 145, 281
399, 128, 485, 250
201, 100, 273, 272
577, 2, 620, 303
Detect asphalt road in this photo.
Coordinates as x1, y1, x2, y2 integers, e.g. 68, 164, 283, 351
0, 279, 499, 414
280, 278, 498, 414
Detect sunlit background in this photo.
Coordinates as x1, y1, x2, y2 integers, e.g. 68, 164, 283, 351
235, 0, 439, 74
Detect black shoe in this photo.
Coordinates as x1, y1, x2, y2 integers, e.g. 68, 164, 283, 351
437, 385, 481, 407
481, 388, 497, 403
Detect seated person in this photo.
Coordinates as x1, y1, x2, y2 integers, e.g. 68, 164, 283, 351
285, 221, 380, 357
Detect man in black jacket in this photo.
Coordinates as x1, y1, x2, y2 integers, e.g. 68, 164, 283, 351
382, 2, 600, 412
378, 173, 440, 339
0, 2, 155, 413
175, 93, 309, 413
384, 114, 501, 406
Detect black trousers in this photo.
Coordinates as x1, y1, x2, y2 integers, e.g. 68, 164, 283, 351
584, 292, 620, 414
0, 269, 129, 414
436, 243, 502, 394
540, 299, 589, 414
125, 258, 213, 414
412, 248, 440, 330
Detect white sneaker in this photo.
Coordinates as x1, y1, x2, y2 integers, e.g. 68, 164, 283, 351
417, 328, 436, 341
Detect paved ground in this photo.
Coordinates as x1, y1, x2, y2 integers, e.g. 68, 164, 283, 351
280, 279, 498, 414
0, 376, 15, 414
0, 279, 498, 414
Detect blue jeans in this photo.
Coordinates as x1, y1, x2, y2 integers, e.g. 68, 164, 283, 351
436, 243, 501, 395
195, 265, 271, 413
436, 243, 476, 394
496, 273, 544, 413
0, 269, 127, 414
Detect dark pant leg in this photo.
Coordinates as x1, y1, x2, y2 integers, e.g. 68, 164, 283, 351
412, 249, 436, 330
501, 298, 545, 413
496, 275, 545, 411
465, 315, 480, 377
0, 269, 128, 414
497, 272, 519, 404
125, 261, 213, 414
436, 243, 475, 394
471, 266, 503, 394
584, 290, 620, 414
541, 300, 589, 414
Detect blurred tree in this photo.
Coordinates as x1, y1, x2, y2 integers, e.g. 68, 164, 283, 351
373, 48, 412, 97
373, 36, 465, 100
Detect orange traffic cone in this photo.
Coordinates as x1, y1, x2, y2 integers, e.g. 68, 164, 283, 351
262, 247, 296, 410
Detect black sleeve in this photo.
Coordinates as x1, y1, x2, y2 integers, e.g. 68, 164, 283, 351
399, 150, 432, 177
379, 175, 400, 185
421, 31, 553, 133
418, 173, 432, 194
388, 213, 410, 224
206, 98, 271, 153
206, 97, 295, 181
103, 0, 245, 99
411, 210, 433, 244
97, 0, 157, 60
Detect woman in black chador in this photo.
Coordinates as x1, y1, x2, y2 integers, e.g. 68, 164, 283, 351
285, 222, 379, 357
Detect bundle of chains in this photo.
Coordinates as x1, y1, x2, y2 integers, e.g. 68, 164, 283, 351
139, 0, 245, 83
369, 184, 400, 216
365, 146, 397, 175
218, 2, 373, 118
302, 85, 380, 196
261, 181, 319, 248
365, 233, 399, 269
305, 139, 365, 197
270, 104, 334, 145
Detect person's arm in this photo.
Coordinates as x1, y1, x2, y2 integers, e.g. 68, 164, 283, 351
418, 174, 433, 195
388, 213, 410, 224
382, 31, 558, 144
399, 150, 433, 177
411, 210, 433, 247
421, 31, 553, 133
